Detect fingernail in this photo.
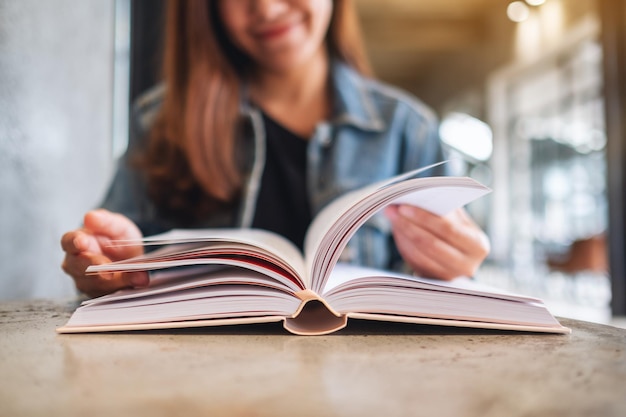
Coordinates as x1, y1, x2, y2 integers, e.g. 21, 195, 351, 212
74, 236, 84, 250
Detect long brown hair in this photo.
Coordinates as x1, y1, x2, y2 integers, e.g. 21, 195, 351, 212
141, 0, 372, 223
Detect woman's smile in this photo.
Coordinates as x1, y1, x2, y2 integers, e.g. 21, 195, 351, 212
253, 20, 300, 42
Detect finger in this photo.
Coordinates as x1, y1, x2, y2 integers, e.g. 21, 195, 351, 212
389, 207, 485, 277
60, 230, 83, 255
61, 250, 113, 283
60, 230, 102, 255
396, 206, 461, 243
391, 223, 467, 279
83, 209, 144, 259
84, 209, 143, 241
396, 206, 486, 257
454, 209, 492, 255
392, 230, 453, 279
391, 209, 465, 261
68, 253, 149, 298
78, 271, 150, 298
399, 245, 457, 280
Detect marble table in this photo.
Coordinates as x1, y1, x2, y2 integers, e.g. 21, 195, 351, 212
1, 299, 625, 417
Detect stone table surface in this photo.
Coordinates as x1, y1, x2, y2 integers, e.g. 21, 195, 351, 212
1, 299, 625, 417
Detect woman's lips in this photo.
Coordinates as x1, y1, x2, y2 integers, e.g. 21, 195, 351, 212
254, 22, 297, 41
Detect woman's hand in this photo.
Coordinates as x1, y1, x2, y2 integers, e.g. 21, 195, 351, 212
61, 209, 148, 297
385, 205, 490, 280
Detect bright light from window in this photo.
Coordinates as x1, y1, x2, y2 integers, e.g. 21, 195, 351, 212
507, 1, 530, 22
525, 0, 546, 6
439, 113, 493, 162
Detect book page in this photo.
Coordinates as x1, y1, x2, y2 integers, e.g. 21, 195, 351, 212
321, 264, 562, 329
65, 283, 301, 328
83, 266, 301, 307
304, 176, 491, 293
302, 163, 447, 266
88, 228, 309, 289
323, 263, 541, 303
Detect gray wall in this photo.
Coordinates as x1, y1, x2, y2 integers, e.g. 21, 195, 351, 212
0, 0, 117, 299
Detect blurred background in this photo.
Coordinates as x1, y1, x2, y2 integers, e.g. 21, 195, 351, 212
1, 0, 624, 326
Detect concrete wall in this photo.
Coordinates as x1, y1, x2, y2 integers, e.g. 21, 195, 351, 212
0, 0, 116, 299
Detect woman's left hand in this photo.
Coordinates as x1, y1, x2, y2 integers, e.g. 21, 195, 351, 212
384, 205, 490, 280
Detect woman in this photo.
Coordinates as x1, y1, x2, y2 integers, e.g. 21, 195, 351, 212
61, 0, 490, 297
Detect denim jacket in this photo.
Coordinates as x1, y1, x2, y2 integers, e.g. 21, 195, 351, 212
101, 61, 449, 272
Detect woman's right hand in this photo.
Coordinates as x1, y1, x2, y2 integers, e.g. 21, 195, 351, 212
61, 209, 148, 298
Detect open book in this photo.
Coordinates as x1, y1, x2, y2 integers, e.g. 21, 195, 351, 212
58, 166, 570, 335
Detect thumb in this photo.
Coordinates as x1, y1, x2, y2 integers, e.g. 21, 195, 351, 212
83, 209, 144, 260
83, 209, 142, 240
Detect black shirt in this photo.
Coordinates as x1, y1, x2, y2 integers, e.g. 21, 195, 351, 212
251, 112, 312, 250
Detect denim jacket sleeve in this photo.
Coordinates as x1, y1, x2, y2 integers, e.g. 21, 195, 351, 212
98, 87, 170, 236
